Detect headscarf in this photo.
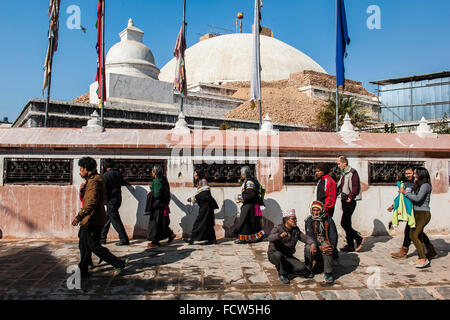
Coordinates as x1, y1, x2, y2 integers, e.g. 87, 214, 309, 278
152, 165, 164, 178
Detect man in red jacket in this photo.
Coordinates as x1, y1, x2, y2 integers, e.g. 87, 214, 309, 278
315, 163, 337, 217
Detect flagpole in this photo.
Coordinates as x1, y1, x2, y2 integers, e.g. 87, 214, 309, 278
335, 0, 339, 133
44, 37, 53, 128
179, 0, 186, 114
100, 0, 105, 129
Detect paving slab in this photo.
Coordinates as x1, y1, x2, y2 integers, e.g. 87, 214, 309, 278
400, 288, 435, 300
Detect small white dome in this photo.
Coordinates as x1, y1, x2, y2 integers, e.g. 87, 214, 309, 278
159, 33, 327, 84
106, 19, 160, 79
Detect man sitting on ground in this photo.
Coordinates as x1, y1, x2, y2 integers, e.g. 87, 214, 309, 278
267, 209, 316, 284
304, 201, 338, 284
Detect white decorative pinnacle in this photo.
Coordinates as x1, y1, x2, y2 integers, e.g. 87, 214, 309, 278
128, 18, 134, 28
82, 110, 104, 133
416, 116, 437, 138
259, 113, 278, 135
172, 112, 191, 134
339, 113, 359, 139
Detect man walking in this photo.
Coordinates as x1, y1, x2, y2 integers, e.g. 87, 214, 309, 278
336, 156, 364, 252
267, 209, 316, 284
72, 157, 128, 278
100, 159, 131, 246
315, 163, 337, 217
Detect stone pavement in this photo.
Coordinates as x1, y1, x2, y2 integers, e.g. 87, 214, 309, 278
0, 235, 449, 300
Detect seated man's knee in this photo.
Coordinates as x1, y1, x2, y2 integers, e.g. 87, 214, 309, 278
270, 251, 283, 262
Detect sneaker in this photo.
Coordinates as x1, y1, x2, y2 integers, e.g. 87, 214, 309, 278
183, 238, 194, 245
234, 239, 247, 244
355, 237, 365, 252
205, 239, 218, 245
278, 274, 290, 284
168, 233, 176, 244
324, 273, 334, 284
115, 241, 130, 246
113, 258, 129, 277
415, 259, 430, 269
304, 269, 315, 279
340, 245, 355, 252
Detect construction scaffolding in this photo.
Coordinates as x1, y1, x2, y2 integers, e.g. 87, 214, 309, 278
371, 71, 450, 123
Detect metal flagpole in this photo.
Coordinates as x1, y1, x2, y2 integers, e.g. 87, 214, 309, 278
100, 0, 105, 129
335, 0, 339, 133
179, 0, 186, 114
257, 1, 262, 127
44, 36, 53, 128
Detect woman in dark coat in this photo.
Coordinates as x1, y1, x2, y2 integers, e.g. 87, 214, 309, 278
146, 165, 175, 248
185, 168, 219, 245
233, 166, 265, 244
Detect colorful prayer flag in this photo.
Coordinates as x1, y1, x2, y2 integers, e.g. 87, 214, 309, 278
42, 0, 61, 94
95, 0, 106, 106
173, 24, 187, 98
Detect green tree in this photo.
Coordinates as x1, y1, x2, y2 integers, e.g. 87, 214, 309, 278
219, 121, 231, 130
433, 113, 450, 134
317, 95, 377, 131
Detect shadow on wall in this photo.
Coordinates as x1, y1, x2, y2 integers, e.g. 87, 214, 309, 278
0, 228, 2, 239
261, 198, 283, 235
0, 203, 40, 234
129, 186, 149, 239
171, 193, 196, 238
216, 199, 239, 238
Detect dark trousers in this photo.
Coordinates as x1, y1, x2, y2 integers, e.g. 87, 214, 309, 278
268, 251, 306, 277
403, 223, 431, 248
304, 244, 333, 274
79, 226, 125, 274
341, 200, 362, 247
101, 204, 129, 243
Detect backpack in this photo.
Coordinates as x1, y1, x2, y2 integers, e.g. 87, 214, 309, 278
257, 184, 266, 206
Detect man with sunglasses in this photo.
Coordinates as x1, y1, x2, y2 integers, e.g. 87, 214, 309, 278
267, 209, 316, 284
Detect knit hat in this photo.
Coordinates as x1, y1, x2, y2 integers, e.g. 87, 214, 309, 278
282, 209, 296, 218
310, 201, 324, 213
310, 201, 326, 221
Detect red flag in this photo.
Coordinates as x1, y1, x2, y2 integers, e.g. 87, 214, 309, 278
42, 0, 61, 93
95, 0, 106, 105
173, 25, 187, 98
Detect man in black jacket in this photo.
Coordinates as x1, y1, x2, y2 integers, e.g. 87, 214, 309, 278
267, 209, 316, 284
304, 201, 338, 284
100, 159, 132, 246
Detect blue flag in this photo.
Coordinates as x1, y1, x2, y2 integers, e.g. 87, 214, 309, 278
336, 0, 350, 88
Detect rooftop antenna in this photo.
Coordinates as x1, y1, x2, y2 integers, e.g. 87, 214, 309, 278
207, 24, 233, 36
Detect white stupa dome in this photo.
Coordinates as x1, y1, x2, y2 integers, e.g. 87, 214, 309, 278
159, 33, 327, 84
106, 18, 160, 79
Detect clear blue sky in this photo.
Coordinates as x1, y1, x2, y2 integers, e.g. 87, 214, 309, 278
1, 0, 449, 122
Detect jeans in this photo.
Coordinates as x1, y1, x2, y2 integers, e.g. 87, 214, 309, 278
340, 200, 362, 247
